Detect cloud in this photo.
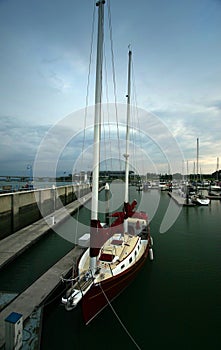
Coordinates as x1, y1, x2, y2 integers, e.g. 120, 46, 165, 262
0, 116, 49, 174
28, 103, 186, 177
1, 91, 220, 178
207, 100, 221, 112
149, 97, 221, 174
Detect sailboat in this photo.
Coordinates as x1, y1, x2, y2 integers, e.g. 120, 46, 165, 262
61, 1, 153, 325
191, 138, 210, 206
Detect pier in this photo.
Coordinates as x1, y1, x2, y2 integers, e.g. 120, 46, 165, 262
0, 245, 85, 349
168, 191, 196, 206
0, 191, 92, 269
0, 188, 95, 349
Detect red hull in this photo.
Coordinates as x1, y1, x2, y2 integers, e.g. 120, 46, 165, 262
82, 242, 150, 324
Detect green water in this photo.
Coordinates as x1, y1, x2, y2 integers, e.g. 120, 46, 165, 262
0, 233, 74, 293
41, 189, 221, 350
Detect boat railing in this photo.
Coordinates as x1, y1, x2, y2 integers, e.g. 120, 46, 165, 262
61, 269, 94, 290
76, 272, 94, 294
61, 275, 79, 283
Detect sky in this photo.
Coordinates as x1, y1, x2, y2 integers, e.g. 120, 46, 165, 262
0, 0, 221, 177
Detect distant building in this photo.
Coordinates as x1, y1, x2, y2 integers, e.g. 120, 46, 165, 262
87, 170, 136, 182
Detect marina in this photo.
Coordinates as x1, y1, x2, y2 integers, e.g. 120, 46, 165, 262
1, 1, 221, 350
41, 189, 221, 349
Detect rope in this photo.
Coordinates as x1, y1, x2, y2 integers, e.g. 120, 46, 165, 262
43, 286, 69, 308
99, 283, 142, 350
107, 0, 122, 171
74, 1, 96, 244
103, 43, 113, 171
102, 45, 109, 173
131, 55, 146, 179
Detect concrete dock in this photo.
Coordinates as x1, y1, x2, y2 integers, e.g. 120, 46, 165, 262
168, 191, 196, 206
0, 191, 92, 270
0, 245, 84, 349
0, 191, 92, 348
0, 188, 108, 348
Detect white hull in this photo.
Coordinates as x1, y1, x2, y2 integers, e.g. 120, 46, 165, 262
191, 194, 210, 206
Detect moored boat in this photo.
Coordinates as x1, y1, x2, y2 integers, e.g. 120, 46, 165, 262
61, 1, 153, 324
191, 138, 210, 206
210, 184, 221, 191
206, 190, 221, 200
191, 194, 210, 206
158, 181, 168, 191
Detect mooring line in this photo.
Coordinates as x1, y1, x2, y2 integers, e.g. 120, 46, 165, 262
99, 284, 142, 350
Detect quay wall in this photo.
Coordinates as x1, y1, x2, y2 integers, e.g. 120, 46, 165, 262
0, 184, 91, 240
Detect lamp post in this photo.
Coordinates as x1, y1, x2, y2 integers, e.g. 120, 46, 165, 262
26, 164, 32, 189
50, 184, 56, 225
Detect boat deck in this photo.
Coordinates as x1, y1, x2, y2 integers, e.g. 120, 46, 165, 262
79, 234, 146, 284
101, 234, 138, 260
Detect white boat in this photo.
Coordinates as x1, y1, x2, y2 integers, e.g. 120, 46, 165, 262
136, 184, 143, 191
143, 181, 151, 191
210, 185, 221, 191
61, 1, 153, 325
191, 194, 210, 206
158, 181, 168, 191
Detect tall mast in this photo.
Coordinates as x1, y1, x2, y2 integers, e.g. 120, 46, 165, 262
196, 138, 199, 181
91, 0, 105, 221
124, 49, 132, 203
186, 160, 189, 182
217, 157, 219, 181
90, 0, 105, 273
124, 49, 132, 232
196, 138, 199, 180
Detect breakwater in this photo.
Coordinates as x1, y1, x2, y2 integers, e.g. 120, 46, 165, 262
0, 184, 91, 239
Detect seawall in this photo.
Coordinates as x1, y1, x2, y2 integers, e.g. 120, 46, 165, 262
0, 184, 91, 240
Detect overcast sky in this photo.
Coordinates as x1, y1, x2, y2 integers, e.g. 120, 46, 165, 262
0, 0, 221, 177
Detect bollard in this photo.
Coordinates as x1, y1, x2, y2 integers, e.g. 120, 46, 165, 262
5, 312, 23, 350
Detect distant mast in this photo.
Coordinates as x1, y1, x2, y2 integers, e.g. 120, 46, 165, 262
196, 138, 199, 192
196, 138, 199, 181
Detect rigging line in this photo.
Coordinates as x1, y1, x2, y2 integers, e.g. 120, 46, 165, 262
103, 42, 113, 171
80, 0, 96, 167
103, 44, 110, 172
99, 284, 142, 350
74, 1, 96, 244
131, 57, 145, 177
42, 284, 71, 308
128, 56, 138, 176
130, 63, 137, 172
107, 0, 122, 171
